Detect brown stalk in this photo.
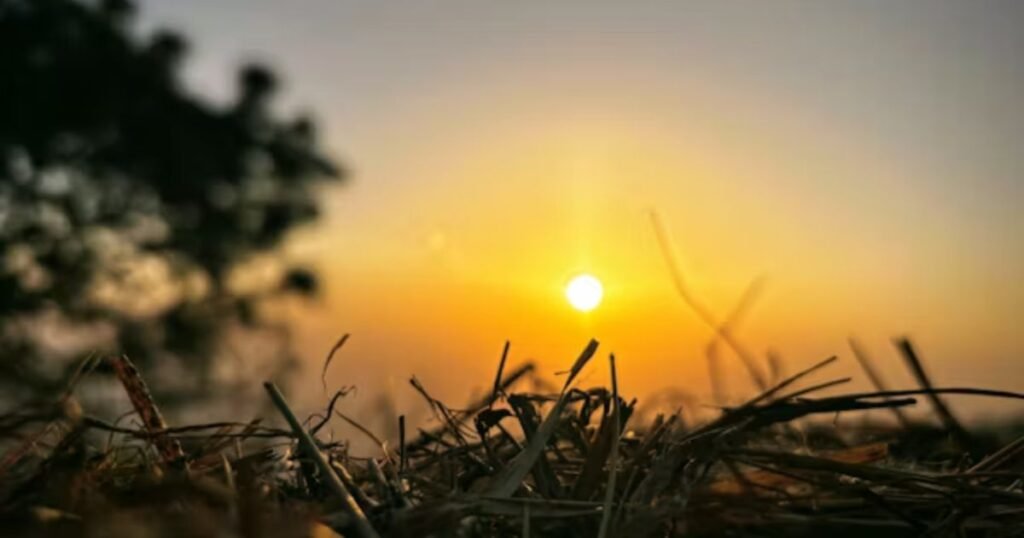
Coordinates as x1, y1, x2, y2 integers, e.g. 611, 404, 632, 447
109, 355, 187, 469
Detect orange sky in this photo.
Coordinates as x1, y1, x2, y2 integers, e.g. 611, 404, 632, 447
142, 1, 1024, 422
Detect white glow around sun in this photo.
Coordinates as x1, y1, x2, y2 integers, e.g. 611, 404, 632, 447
566, 274, 603, 312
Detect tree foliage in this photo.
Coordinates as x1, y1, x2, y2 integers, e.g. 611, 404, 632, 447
0, 0, 341, 403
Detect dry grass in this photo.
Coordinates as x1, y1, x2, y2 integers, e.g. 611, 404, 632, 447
2, 338, 1024, 538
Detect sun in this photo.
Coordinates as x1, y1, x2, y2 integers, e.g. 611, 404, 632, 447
566, 274, 603, 312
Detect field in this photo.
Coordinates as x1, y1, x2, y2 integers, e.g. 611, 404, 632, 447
2, 338, 1023, 537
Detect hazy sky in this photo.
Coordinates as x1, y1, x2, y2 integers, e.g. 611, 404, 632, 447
139, 1, 1023, 420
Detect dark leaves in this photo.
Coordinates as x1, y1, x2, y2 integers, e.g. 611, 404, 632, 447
0, 0, 341, 403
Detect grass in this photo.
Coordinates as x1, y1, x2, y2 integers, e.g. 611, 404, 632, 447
1, 337, 1024, 537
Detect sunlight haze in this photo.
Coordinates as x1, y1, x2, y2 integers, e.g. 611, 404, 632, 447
140, 0, 1024, 421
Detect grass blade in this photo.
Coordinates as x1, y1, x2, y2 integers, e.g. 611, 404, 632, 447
486, 339, 599, 498
264, 381, 380, 538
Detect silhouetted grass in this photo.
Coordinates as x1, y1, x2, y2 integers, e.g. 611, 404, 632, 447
2, 340, 1024, 537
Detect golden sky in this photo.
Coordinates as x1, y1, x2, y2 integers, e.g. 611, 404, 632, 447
142, 1, 1024, 420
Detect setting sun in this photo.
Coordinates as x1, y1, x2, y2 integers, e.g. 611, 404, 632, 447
566, 274, 603, 312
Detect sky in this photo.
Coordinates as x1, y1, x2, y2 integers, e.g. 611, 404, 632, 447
139, 0, 1024, 422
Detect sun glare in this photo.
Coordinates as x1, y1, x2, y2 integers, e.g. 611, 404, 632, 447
566, 274, 603, 312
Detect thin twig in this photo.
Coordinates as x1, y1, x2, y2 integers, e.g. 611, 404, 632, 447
894, 338, 972, 447
849, 337, 911, 427
597, 354, 621, 538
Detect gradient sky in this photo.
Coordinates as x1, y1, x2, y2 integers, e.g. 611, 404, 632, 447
139, 1, 1024, 421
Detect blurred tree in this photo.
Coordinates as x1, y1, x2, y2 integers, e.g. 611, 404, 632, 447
0, 0, 341, 404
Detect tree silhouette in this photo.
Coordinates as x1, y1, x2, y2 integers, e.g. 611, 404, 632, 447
0, 0, 341, 404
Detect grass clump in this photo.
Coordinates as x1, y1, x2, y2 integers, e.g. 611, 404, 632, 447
2, 339, 1024, 537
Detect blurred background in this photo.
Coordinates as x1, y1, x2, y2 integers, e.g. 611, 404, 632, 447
3, 0, 1022, 432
